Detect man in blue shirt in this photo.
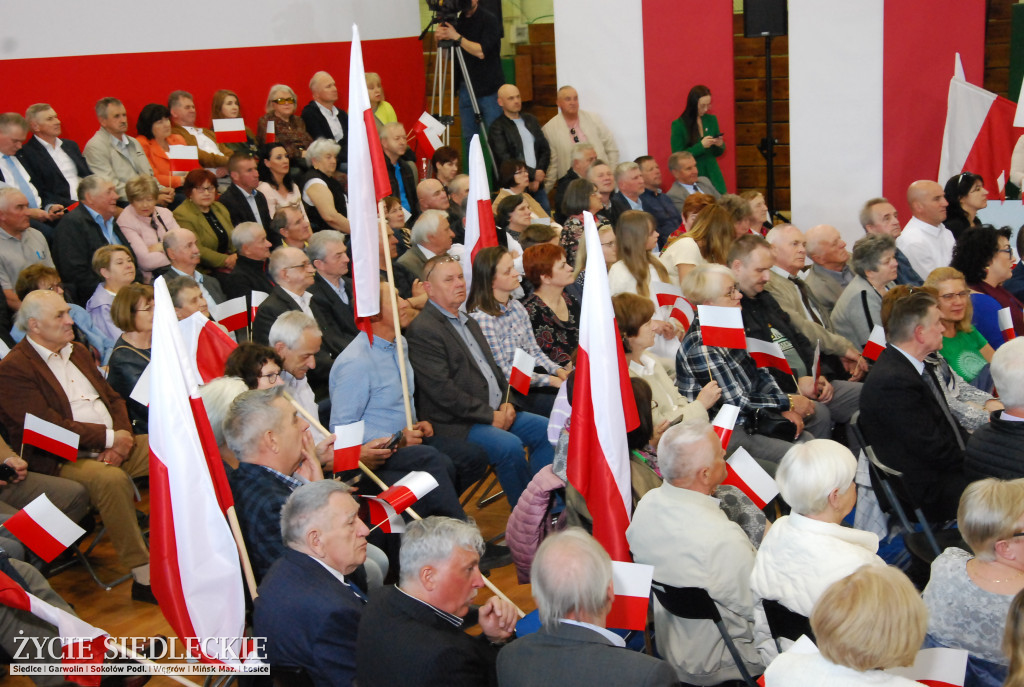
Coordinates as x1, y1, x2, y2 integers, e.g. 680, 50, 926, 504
637, 155, 682, 248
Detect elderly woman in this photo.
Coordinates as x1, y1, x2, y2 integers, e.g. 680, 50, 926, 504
951, 225, 1023, 347
256, 84, 312, 162
135, 103, 187, 190
831, 233, 897, 349
751, 440, 885, 656
559, 178, 603, 268
741, 190, 773, 236
107, 283, 154, 434
521, 243, 580, 366
257, 142, 307, 222
225, 342, 285, 390
172, 169, 236, 272
495, 160, 549, 220
765, 566, 927, 686
301, 138, 349, 233
212, 89, 258, 157
925, 266, 996, 390
87, 245, 137, 343
661, 204, 735, 284
923, 478, 1024, 687
665, 192, 717, 245
944, 172, 988, 241
431, 146, 460, 190
116, 175, 176, 282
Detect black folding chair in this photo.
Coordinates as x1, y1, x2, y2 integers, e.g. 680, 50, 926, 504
761, 599, 813, 653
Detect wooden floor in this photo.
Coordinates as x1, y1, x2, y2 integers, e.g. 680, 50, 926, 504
8, 484, 534, 687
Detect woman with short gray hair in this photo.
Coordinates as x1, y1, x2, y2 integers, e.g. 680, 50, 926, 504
301, 138, 349, 233
831, 233, 898, 349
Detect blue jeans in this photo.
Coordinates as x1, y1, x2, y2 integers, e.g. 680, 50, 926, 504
459, 83, 503, 148
467, 412, 554, 508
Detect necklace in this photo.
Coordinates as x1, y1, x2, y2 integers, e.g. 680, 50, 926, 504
971, 559, 1024, 584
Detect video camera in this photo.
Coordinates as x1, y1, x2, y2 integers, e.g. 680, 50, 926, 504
423, 0, 471, 32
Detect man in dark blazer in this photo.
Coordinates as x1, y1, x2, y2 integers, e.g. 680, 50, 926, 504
222, 222, 274, 341
18, 105, 92, 209
52, 175, 141, 305
381, 123, 418, 219
301, 71, 349, 161
219, 154, 273, 241
859, 289, 970, 521
497, 529, 678, 687
156, 228, 226, 306
306, 231, 358, 358
397, 210, 454, 280
253, 480, 368, 686
356, 517, 517, 687
488, 84, 551, 212
404, 255, 553, 508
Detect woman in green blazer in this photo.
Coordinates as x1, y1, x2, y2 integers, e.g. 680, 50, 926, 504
670, 85, 727, 194
172, 169, 237, 272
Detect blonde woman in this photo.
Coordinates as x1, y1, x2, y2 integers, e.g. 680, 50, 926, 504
660, 204, 735, 284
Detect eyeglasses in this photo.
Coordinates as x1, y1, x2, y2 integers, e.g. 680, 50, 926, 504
285, 261, 312, 271
570, 127, 579, 143
196, 186, 217, 193
997, 247, 1013, 256
259, 371, 281, 383
938, 290, 970, 301
132, 304, 153, 312
600, 239, 616, 248
42, 282, 66, 292
423, 254, 460, 281
725, 285, 740, 298
272, 97, 296, 105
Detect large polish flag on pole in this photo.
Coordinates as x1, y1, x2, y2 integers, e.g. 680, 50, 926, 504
462, 134, 499, 298
148, 276, 248, 666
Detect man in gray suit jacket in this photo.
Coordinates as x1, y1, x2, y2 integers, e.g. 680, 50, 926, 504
665, 151, 721, 213
804, 223, 853, 312
397, 209, 454, 280
83, 97, 172, 203
497, 528, 677, 687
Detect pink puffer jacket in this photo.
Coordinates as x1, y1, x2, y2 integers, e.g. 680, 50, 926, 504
505, 466, 566, 583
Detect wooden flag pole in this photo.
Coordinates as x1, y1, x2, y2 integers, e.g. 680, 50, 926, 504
284, 393, 525, 618
377, 199, 414, 430
226, 506, 259, 599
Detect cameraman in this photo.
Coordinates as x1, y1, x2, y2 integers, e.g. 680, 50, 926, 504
434, 0, 505, 145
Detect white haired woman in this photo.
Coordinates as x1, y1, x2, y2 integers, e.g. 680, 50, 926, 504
301, 138, 350, 233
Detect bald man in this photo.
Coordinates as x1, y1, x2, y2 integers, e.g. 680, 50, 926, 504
896, 180, 954, 281
803, 224, 852, 312
489, 84, 551, 212
301, 71, 349, 160
541, 85, 620, 191
416, 179, 450, 212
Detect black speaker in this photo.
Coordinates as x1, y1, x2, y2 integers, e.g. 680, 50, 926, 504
743, 0, 788, 38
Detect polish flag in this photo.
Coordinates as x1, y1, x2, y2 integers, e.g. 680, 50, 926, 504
746, 338, 793, 375
362, 495, 405, 534
22, 413, 79, 462
811, 340, 821, 379
605, 560, 654, 631
348, 24, 388, 344
333, 421, 364, 473
4, 494, 86, 562
410, 111, 445, 159
211, 296, 249, 333
264, 120, 275, 143
567, 211, 640, 564
886, 647, 968, 687
697, 305, 747, 349
462, 134, 499, 297
0, 569, 108, 686
509, 348, 534, 396
670, 298, 696, 331
178, 311, 238, 384
168, 144, 199, 174
212, 118, 247, 144
711, 404, 740, 449
862, 324, 887, 361
999, 307, 1016, 341
376, 471, 439, 514
721, 447, 779, 509
250, 291, 269, 321
650, 282, 694, 329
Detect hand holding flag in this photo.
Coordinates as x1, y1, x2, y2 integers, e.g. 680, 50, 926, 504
711, 404, 740, 448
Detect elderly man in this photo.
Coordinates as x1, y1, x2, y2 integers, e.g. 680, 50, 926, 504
587, 161, 617, 217
17, 104, 92, 210
665, 151, 721, 212
896, 180, 953, 282
301, 71, 349, 158
448, 174, 470, 242
382, 123, 418, 217
0, 113, 66, 233
542, 85, 619, 191
220, 153, 272, 236
965, 338, 1024, 481
0, 188, 54, 311
0, 290, 153, 601
52, 175, 141, 305
254, 480, 369, 687
859, 197, 922, 286
161, 228, 225, 305
168, 275, 209, 320
637, 155, 682, 247
253, 246, 318, 342
270, 205, 312, 249
397, 210, 454, 280
609, 161, 645, 226
83, 98, 171, 203
222, 221, 273, 303
356, 517, 518, 687
489, 84, 551, 213
307, 230, 358, 357
417, 178, 450, 212
860, 288, 969, 522
405, 255, 553, 507
765, 225, 866, 381
627, 418, 763, 685
551, 142, 597, 223
803, 224, 852, 312
168, 90, 231, 176
498, 528, 677, 687
449, 174, 470, 210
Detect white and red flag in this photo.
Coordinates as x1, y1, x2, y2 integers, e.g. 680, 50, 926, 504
697, 305, 746, 349
5, 494, 86, 562
148, 275, 249, 667
886, 647, 968, 687
605, 560, 654, 631
168, 144, 199, 174
333, 421, 364, 473
375, 471, 439, 515
462, 134, 499, 297
212, 118, 247, 144
362, 495, 405, 534
746, 338, 792, 375
178, 311, 238, 384
264, 120, 275, 143
999, 307, 1016, 341
0, 568, 107, 686
721, 447, 779, 509
509, 348, 534, 396
650, 281, 695, 329
211, 296, 249, 333
862, 324, 887, 361
811, 340, 821, 379
409, 111, 445, 159
711, 404, 740, 449
348, 24, 388, 344
567, 211, 640, 574
22, 413, 79, 462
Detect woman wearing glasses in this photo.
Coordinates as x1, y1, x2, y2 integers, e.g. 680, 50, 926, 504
225, 342, 286, 390
944, 172, 989, 242
924, 267, 996, 392
831, 233, 898, 350
106, 284, 154, 434
172, 169, 237, 272
951, 225, 1023, 347
257, 84, 312, 163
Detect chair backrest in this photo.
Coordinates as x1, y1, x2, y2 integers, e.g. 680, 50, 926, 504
761, 598, 813, 645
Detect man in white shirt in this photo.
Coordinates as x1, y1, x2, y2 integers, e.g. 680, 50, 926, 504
0, 188, 55, 310
541, 85, 620, 191
18, 104, 92, 209
83, 98, 172, 203
896, 180, 954, 281
168, 90, 231, 177
301, 71, 348, 160
0, 113, 65, 225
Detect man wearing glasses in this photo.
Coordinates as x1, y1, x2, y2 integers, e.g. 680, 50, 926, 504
541, 85, 620, 192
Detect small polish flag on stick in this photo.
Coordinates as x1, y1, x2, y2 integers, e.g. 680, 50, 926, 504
862, 324, 887, 361
746, 338, 792, 374
697, 305, 746, 349
212, 296, 249, 333
363, 495, 406, 534
999, 307, 1016, 341
333, 421, 364, 472
212, 118, 247, 144
264, 120, 275, 143
251, 291, 269, 320
508, 348, 534, 396
4, 494, 86, 562
22, 414, 79, 462
885, 647, 968, 687
168, 145, 199, 174
376, 471, 439, 515
721, 447, 779, 509
605, 561, 654, 631
650, 282, 695, 329
670, 298, 696, 331
711, 404, 740, 449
